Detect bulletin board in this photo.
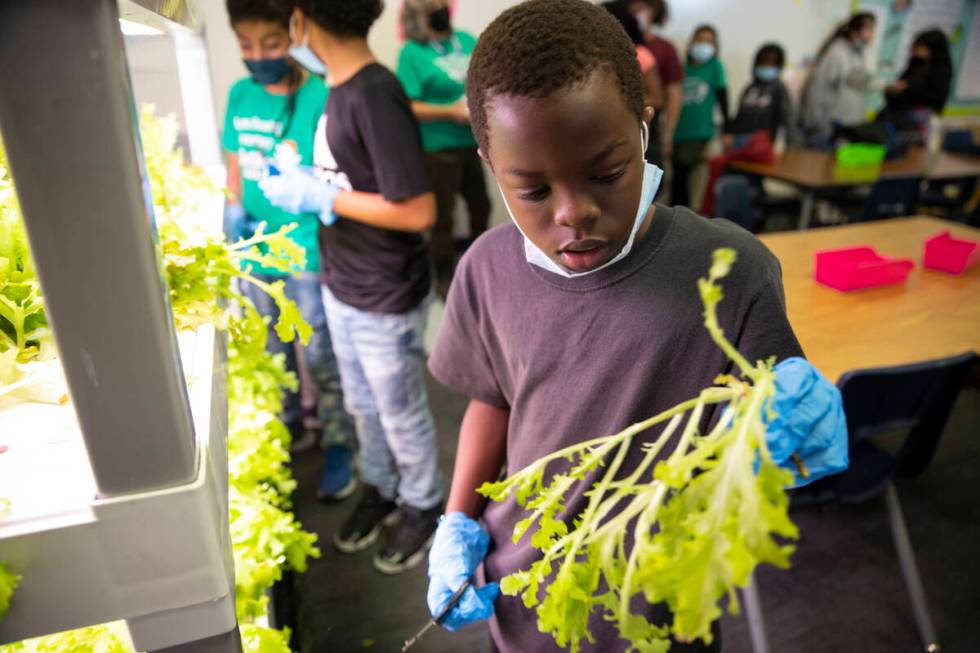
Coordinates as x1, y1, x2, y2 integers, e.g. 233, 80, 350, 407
856, 0, 980, 116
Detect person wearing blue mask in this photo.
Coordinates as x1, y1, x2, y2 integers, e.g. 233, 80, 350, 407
724, 43, 797, 148
424, 2, 847, 650
222, 0, 358, 502
672, 24, 728, 209
260, 0, 444, 577
710, 43, 800, 231
800, 12, 876, 148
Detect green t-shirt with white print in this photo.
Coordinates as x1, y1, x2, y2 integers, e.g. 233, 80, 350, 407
397, 30, 478, 152
222, 74, 327, 275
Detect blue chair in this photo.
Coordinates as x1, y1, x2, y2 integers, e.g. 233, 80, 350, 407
794, 351, 976, 652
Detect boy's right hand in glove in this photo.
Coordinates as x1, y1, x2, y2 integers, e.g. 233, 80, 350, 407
427, 512, 500, 631
223, 201, 250, 243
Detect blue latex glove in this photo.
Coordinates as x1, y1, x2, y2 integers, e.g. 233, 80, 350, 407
766, 357, 849, 487
223, 201, 251, 242
258, 166, 340, 226
427, 512, 500, 632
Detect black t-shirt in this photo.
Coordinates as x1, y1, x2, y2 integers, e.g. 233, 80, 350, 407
728, 80, 793, 141
315, 63, 432, 314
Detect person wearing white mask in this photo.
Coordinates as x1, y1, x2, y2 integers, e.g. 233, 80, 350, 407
800, 12, 877, 148
221, 0, 358, 502
423, 4, 845, 650
672, 24, 729, 209
260, 0, 444, 576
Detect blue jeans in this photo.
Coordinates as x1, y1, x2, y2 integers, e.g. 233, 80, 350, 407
321, 286, 443, 510
241, 272, 355, 449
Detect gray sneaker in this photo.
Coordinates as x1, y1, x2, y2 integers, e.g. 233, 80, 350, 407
373, 503, 441, 575
333, 485, 398, 553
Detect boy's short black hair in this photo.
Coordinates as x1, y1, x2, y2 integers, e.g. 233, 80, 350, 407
754, 43, 785, 69
296, 0, 383, 39
226, 0, 294, 28
467, 0, 644, 156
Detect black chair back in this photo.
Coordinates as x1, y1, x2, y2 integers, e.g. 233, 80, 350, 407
837, 352, 976, 487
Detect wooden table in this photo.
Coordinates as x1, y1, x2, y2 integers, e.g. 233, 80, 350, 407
731, 148, 980, 230
759, 216, 980, 382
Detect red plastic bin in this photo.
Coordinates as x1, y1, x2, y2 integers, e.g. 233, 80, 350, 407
923, 231, 980, 275
815, 246, 915, 291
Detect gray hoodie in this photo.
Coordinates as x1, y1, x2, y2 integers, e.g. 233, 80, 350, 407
802, 37, 870, 143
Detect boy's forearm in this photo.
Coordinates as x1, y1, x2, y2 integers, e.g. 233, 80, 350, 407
445, 399, 509, 519
332, 189, 436, 232
411, 100, 459, 123
663, 83, 682, 138
226, 153, 242, 204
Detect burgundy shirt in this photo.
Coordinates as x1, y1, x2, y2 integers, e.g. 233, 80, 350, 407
430, 205, 802, 652
647, 34, 684, 87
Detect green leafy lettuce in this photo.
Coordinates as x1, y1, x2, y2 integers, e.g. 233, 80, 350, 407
480, 249, 798, 653
0, 138, 49, 366
0, 107, 319, 651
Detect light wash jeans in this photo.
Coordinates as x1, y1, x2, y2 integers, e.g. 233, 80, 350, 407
241, 272, 355, 449
321, 285, 443, 510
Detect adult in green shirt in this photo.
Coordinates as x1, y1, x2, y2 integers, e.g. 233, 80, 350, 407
397, 0, 490, 286
672, 23, 729, 209
223, 0, 356, 501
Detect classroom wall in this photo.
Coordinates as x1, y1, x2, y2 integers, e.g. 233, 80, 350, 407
196, 0, 856, 138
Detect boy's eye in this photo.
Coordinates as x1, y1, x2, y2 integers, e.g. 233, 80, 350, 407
592, 167, 626, 185
516, 186, 549, 202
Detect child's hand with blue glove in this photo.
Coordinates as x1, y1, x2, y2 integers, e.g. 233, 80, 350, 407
223, 202, 252, 242
766, 357, 849, 487
427, 512, 500, 631
258, 167, 340, 226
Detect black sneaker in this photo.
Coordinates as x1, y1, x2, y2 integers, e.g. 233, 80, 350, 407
333, 485, 398, 554
373, 503, 441, 575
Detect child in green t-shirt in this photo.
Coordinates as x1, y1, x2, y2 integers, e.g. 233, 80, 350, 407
672, 24, 728, 209
222, 0, 356, 501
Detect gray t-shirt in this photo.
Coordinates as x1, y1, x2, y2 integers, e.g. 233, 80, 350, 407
429, 204, 803, 652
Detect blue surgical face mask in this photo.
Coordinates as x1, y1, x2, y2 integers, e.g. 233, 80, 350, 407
289, 42, 326, 76
289, 15, 327, 76
499, 123, 665, 279
244, 57, 290, 85
754, 65, 780, 83
690, 42, 716, 64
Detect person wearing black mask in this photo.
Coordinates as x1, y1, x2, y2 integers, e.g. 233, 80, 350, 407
397, 0, 490, 292
878, 29, 953, 135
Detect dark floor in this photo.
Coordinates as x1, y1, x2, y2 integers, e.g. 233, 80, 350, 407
290, 377, 980, 653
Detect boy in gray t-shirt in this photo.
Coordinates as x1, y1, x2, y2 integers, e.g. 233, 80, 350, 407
425, 2, 847, 651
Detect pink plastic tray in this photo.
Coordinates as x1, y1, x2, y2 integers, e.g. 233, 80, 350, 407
923, 231, 980, 275
815, 246, 915, 292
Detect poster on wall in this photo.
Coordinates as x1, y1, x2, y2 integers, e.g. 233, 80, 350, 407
955, 4, 980, 100
862, 0, 977, 112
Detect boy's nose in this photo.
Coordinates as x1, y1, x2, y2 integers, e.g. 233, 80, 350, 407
552, 188, 599, 230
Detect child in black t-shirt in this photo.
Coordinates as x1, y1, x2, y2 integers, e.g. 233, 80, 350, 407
712, 43, 800, 230
423, 2, 847, 651
724, 43, 796, 147
261, 0, 443, 575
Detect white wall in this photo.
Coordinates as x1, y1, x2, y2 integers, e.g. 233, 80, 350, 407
196, 0, 856, 134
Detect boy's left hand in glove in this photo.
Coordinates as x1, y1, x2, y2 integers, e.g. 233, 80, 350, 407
259, 167, 340, 226
765, 357, 848, 487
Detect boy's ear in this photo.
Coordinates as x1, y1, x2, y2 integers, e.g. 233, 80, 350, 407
477, 147, 493, 172
291, 8, 304, 44
643, 106, 655, 125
